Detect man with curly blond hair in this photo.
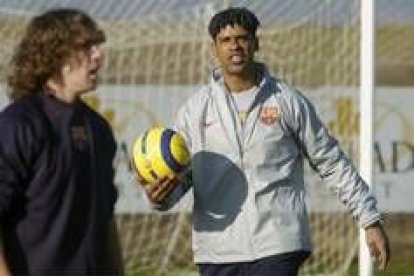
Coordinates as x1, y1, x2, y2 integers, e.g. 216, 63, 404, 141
0, 8, 122, 275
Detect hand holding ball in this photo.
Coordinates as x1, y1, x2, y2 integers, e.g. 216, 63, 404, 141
132, 127, 190, 185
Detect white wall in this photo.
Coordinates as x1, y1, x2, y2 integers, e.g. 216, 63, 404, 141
1, 85, 414, 212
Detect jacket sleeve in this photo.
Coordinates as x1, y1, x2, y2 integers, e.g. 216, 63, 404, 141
280, 84, 382, 228
91, 113, 119, 218
0, 113, 36, 217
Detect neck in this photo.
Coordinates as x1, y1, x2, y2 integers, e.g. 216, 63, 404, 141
45, 80, 79, 104
223, 66, 258, 93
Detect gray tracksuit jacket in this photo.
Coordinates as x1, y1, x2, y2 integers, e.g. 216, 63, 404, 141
155, 66, 381, 263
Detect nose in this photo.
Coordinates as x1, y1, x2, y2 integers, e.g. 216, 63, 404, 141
90, 44, 105, 65
229, 38, 241, 50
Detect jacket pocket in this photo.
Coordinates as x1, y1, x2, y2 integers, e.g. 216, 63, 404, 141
254, 130, 299, 184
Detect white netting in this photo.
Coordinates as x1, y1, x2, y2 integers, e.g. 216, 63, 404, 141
1, 0, 410, 275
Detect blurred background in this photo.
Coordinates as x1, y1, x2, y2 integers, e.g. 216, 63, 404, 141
0, 0, 413, 275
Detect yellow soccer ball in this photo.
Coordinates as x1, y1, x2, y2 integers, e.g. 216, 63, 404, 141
132, 126, 190, 185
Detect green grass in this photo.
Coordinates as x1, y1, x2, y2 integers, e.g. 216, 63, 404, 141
125, 267, 198, 276
348, 258, 414, 276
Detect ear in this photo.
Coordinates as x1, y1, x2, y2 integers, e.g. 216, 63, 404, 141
62, 64, 71, 76
45, 77, 61, 94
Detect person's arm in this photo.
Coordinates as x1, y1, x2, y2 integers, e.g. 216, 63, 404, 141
279, 85, 390, 270
282, 87, 380, 219
0, 114, 37, 276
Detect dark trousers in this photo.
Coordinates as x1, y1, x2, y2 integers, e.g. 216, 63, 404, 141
198, 251, 310, 276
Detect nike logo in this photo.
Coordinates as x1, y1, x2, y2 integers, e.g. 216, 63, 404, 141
202, 121, 215, 128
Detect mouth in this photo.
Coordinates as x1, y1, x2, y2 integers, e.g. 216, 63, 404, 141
88, 67, 99, 79
229, 54, 245, 64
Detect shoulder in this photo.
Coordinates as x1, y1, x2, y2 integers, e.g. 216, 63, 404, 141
0, 95, 47, 158
80, 101, 116, 142
81, 101, 111, 129
1, 94, 39, 118
184, 85, 211, 108
177, 85, 211, 116
272, 78, 302, 101
271, 78, 314, 112
0, 94, 46, 135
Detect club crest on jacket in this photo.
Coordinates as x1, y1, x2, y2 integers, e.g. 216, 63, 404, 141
71, 126, 88, 150
259, 106, 279, 125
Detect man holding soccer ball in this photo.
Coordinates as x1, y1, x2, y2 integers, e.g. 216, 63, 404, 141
139, 7, 390, 275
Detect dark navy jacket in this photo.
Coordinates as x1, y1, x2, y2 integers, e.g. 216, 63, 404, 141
0, 92, 118, 275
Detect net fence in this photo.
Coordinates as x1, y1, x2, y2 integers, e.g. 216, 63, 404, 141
0, 0, 412, 275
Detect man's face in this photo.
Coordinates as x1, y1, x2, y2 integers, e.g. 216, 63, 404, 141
61, 43, 105, 96
212, 24, 257, 76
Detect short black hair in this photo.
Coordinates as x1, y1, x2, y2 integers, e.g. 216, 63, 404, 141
208, 7, 260, 40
